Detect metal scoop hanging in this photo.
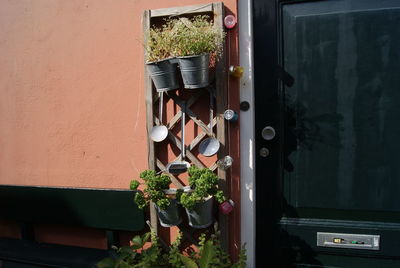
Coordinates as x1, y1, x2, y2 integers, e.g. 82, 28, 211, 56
150, 92, 168, 142
199, 88, 220, 157
166, 102, 190, 174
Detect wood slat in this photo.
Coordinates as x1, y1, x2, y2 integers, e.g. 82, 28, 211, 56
189, 118, 217, 151
150, 3, 213, 18
165, 90, 204, 130
143, 9, 158, 233
212, 1, 229, 251
210, 163, 218, 171
168, 94, 212, 135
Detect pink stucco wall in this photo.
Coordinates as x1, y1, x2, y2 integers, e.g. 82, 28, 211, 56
0, 0, 237, 189
0, 0, 240, 254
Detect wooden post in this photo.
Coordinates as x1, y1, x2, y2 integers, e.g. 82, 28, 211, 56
213, 2, 229, 251
143, 9, 158, 233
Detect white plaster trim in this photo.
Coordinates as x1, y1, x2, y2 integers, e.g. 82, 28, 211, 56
239, 0, 256, 267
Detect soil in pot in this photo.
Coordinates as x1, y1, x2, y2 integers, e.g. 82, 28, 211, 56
154, 198, 182, 227
178, 54, 210, 89
146, 59, 179, 92
185, 196, 214, 229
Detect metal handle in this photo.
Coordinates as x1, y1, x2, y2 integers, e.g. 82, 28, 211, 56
181, 103, 186, 159
159, 92, 163, 125
209, 88, 214, 136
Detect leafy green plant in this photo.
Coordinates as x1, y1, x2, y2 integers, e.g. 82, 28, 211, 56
231, 245, 247, 268
97, 231, 167, 268
130, 170, 172, 210
179, 166, 226, 210
168, 231, 185, 268
167, 15, 225, 57
97, 229, 246, 268
177, 232, 246, 268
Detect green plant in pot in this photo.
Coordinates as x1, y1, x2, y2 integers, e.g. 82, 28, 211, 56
131, 170, 182, 227
146, 24, 179, 92
168, 15, 225, 89
179, 166, 226, 229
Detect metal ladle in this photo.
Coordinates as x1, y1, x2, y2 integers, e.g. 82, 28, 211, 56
166, 102, 190, 174
199, 88, 220, 157
150, 92, 168, 142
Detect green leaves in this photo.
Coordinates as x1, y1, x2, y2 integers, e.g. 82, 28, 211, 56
132, 170, 172, 210
97, 231, 246, 268
133, 191, 146, 209
129, 180, 140, 190
96, 258, 116, 268
130, 233, 148, 250
179, 254, 198, 268
215, 190, 226, 203
198, 240, 215, 268
231, 245, 247, 268
180, 166, 226, 209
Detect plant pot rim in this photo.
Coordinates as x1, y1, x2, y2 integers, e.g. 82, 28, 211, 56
200, 195, 213, 202
163, 186, 193, 195
146, 57, 176, 65
187, 195, 213, 206
177, 53, 210, 59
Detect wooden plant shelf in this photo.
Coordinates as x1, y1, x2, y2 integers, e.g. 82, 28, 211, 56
143, 2, 228, 249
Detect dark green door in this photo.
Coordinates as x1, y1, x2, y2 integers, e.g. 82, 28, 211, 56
254, 0, 400, 267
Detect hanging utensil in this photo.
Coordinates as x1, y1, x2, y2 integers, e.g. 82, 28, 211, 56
166, 102, 190, 174
150, 92, 168, 142
199, 88, 220, 157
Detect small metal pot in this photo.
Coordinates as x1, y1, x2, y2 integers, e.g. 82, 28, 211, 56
154, 199, 182, 227
185, 196, 214, 229
146, 59, 179, 92
178, 54, 210, 89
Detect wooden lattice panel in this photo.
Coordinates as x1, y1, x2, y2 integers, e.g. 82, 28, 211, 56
143, 2, 228, 249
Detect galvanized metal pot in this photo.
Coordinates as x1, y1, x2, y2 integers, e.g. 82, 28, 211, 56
178, 54, 210, 89
185, 196, 214, 229
146, 59, 179, 92
154, 199, 182, 227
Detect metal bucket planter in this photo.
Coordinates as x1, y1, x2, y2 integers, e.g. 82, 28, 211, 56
185, 196, 214, 229
178, 54, 210, 89
146, 59, 179, 92
154, 198, 182, 227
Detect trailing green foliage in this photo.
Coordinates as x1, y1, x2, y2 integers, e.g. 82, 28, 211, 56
130, 180, 140, 190
96, 230, 168, 268
131, 170, 172, 210
97, 230, 247, 268
231, 245, 247, 268
168, 232, 186, 268
179, 166, 226, 210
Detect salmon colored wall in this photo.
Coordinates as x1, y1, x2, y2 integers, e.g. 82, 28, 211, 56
0, 0, 240, 256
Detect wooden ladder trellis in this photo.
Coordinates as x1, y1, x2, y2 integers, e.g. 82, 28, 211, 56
143, 2, 228, 249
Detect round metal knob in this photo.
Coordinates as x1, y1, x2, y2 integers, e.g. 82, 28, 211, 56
261, 126, 276, 140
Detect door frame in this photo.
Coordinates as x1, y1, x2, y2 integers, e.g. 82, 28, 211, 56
238, 0, 256, 267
